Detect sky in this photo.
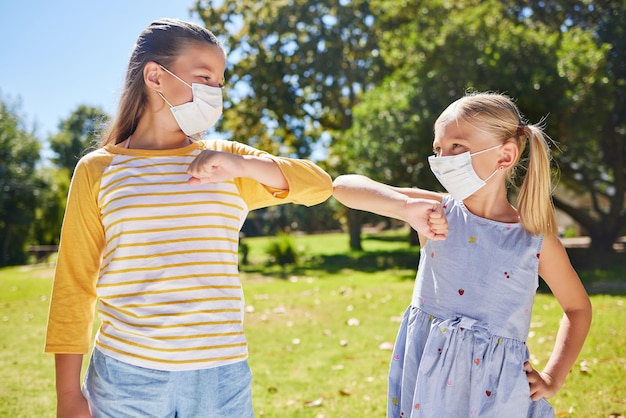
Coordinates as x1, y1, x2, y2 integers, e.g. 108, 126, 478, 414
0, 0, 206, 143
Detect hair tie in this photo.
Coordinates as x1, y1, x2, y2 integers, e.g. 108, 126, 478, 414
517, 125, 526, 137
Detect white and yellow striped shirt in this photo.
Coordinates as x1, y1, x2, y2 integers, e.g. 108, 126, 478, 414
45, 139, 332, 371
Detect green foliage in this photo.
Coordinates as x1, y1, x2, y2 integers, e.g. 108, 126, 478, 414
48, 104, 109, 177
193, 0, 387, 157
31, 167, 70, 246
265, 232, 300, 266
0, 98, 42, 266
329, 0, 625, 251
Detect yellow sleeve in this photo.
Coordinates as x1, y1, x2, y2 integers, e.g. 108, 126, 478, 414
205, 140, 333, 210
44, 151, 110, 354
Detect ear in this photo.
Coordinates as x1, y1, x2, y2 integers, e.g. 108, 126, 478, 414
498, 140, 519, 170
143, 62, 162, 91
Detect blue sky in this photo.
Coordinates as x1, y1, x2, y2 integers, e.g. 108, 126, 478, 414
0, 0, 205, 142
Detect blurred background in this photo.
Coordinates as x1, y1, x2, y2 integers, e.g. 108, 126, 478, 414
1, 0, 624, 267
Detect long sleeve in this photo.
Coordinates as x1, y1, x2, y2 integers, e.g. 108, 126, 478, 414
45, 152, 110, 354
207, 140, 333, 210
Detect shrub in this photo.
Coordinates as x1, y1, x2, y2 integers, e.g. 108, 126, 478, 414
265, 232, 299, 266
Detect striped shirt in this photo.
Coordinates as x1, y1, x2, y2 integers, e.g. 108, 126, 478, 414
45, 139, 332, 371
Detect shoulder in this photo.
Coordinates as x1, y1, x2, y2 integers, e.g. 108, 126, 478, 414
74, 147, 115, 175
538, 234, 574, 278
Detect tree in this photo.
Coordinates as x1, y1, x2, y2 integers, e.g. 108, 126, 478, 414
330, 0, 625, 252
49, 105, 109, 177
0, 98, 42, 266
510, 0, 626, 253
193, 0, 387, 157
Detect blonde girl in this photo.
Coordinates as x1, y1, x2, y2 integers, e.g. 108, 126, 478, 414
333, 92, 591, 417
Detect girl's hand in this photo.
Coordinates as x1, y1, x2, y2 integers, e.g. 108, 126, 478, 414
405, 200, 448, 240
524, 361, 559, 400
187, 150, 243, 184
57, 389, 91, 418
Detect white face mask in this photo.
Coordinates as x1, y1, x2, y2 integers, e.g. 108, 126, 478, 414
158, 65, 223, 136
427, 144, 502, 201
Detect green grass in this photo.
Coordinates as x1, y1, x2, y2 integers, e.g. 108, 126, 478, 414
0, 230, 624, 417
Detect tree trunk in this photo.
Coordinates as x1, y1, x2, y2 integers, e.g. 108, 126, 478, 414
347, 209, 363, 251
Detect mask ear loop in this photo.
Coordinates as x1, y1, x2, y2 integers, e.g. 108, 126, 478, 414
156, 64, 194, 108
158, 92, 174, 107
159, 65, 193, 89
482, 165, 504, 183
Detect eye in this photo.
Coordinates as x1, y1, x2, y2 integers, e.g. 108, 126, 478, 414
197, 75, 222, 88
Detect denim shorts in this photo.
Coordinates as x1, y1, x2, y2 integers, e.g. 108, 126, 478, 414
83, 348, 253, 418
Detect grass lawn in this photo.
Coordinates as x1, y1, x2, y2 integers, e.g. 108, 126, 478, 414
0, 230, 624, 417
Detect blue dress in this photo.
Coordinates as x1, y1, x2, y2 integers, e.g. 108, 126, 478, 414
388, 196, 554, 417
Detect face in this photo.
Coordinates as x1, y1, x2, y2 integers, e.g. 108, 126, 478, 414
432, 119, 502, 180
158, 42, 226, 107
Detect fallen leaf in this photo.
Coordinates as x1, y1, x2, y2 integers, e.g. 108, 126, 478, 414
304, 397, 323, 407
579, 360, 590, 374
379, 341, 394, 351
347, 318, 360, 326
339, 389, 351, 396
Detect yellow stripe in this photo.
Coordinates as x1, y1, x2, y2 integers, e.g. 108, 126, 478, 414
154, 332, 244, 341
102, 237, 238, 260
100, 300, 240, 319
103, 159, 191, 180
117, 295, 241, 309
103, 209, 242, 234
106, 225, 239, 242
99, 328, 246, 353
97, 273, 239, 288
102, 260, 238, 276
105, 189, 241, 207
103, 201, 244, 221
95, 341, 247, 364
98, 313, 241, 329
102, 285, 241, 300
112, 248, 238, 261
101, 178, 218, 200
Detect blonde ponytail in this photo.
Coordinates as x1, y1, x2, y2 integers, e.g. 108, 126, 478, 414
515, 124, 558, 236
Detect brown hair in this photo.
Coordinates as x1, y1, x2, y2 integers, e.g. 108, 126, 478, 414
434, 92, 558, 236
100, 18, 224, 146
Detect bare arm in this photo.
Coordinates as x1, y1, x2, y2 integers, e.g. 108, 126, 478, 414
187, 151, 288, 189
525, 234, 592, 400
55, 353, 91, 417
333, 174, 447, 240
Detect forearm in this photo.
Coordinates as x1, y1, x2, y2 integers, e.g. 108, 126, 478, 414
55, 353, 84, 396
333, 175, 412, 221
542, 306, 592, 389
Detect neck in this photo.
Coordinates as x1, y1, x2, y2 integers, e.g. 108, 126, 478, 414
463, 186, 519, 223
128, 109, 190, 150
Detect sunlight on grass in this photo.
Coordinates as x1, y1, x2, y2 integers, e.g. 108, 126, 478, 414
1, 231, 624, 417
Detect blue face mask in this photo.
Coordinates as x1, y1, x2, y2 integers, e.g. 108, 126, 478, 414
158, 65, 223, 137
428, 144, 502, 201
